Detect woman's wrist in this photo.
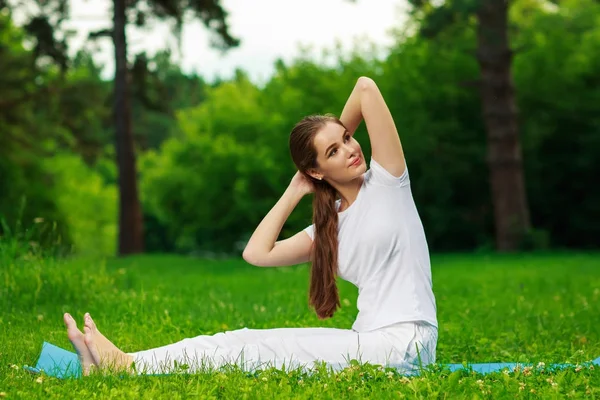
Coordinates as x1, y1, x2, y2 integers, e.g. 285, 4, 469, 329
284, 185, 309, 202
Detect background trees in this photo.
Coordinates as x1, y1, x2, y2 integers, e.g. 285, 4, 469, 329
407, 0, 531, 251
1, 0, 598, 256
108, 0, 240, 255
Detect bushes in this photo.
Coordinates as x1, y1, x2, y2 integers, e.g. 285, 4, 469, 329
44, 154, 118, 257
2, 1, 599, 256
139, 77, 285, 254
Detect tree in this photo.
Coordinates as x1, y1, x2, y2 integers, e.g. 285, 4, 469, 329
408, 0, 531, 251
129, 51, 209, 151
101, 0, 240, 255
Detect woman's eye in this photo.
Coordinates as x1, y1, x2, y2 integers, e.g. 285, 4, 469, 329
344, 135, 350, 142
329, 149, 337, 157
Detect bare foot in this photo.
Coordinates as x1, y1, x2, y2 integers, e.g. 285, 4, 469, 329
83, 313, 134, 373
63, 313, 95, 376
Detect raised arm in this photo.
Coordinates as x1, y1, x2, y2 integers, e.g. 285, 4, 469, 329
339, 77, 405, 177
242, 172, 314, 267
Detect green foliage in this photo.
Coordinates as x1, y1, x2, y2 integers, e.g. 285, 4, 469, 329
127, 0, 240, 50
140, 73, 284, 253
44, 154, 118, 257
57, 51, 113, 164
130, 51, 210, 151
138, 0, 600, 253
513, 0, 600, 248
407, 0, 479, 39
2, 1, 600, 255
0, 12, 72, 249
140, 53, 383, 253
380, 23, 490, 251
1, 252, 599, 397
0, 217, 65, 261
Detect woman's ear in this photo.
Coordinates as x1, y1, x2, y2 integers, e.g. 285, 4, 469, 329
307, 169, 323, 181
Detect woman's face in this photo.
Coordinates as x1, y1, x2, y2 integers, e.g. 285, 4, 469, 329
310, 121, 366, 183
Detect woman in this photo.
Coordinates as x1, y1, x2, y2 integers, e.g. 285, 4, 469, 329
63, 76, 438, 375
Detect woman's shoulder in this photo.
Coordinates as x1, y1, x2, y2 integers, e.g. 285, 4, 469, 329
365, 158, 410, 188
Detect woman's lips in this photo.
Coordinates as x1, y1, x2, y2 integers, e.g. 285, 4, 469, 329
350, 157, 361, 167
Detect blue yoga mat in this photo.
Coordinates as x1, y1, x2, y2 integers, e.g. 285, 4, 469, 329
24, 341, 600, 379
24, 342, 82, 378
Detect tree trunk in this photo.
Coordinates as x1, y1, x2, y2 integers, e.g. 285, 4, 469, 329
476, 0, 530, 251
113, 0, 144, 255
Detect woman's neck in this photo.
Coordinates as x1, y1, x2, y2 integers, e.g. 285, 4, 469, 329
332, 175, 364, 212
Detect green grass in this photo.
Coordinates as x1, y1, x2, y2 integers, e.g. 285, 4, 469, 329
1, 250, 600, 398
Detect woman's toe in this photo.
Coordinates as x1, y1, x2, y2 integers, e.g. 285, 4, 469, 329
85, 313, 98, 331
84, 326, 102, 365
64, 313, 75, 327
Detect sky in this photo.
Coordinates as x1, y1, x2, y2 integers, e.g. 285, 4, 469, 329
47, 0, 408, 83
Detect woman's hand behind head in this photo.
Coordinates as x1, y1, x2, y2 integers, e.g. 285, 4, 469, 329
289, 171, 315, 196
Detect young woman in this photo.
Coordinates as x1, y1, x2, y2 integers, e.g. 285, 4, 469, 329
63, 76, 438, 375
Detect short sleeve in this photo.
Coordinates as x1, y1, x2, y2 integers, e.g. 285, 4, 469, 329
369, 158, 410, 187
303, 224, 314, 240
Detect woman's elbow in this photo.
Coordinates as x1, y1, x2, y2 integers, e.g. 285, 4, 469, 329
357, 76, 376, 90
242, 248, 256, 265
242, 248, 264, 267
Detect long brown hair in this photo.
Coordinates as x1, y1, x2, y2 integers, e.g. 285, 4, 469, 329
289, 114, 343, 319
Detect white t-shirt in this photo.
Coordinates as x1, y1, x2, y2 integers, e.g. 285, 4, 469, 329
303, 158, 437, 332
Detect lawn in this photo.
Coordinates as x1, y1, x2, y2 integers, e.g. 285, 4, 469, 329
2, 251, 599, 398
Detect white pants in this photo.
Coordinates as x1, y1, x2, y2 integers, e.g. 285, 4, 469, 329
128, 321, 437, 375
